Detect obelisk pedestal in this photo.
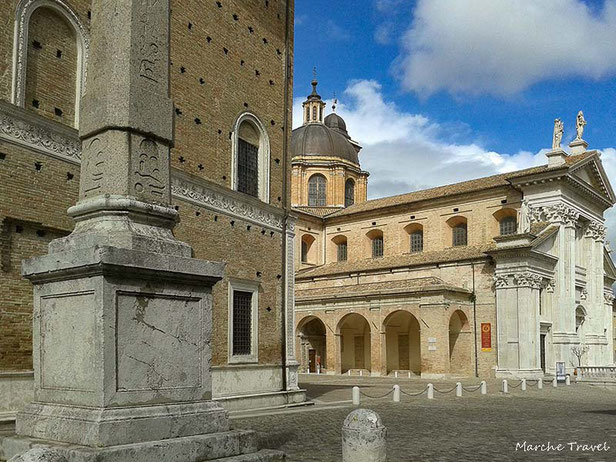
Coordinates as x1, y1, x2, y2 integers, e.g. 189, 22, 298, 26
1, 0, 283, 460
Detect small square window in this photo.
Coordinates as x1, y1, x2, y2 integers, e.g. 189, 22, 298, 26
56, 49, 62, 58
32, 40, 42, 50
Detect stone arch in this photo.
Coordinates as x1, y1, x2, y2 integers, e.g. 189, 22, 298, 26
404, 222, 424, 253
296, 316, 327, 373
448, 310, 472, 375
300, 233, 316, 265
575, 305, 587, 336
336, 313, 371, 374
231, 112, 271, 202
365, 229, 384, 258
331, 234, 348, 262
383, 310, 421, 375
12, 0, 89, 127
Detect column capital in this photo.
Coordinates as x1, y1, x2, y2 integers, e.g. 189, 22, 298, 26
584, 221, 607, 242
529, 203, 579, 228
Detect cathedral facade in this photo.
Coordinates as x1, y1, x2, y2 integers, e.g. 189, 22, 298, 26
0, 0, 302, 423
292, 82, 616, 378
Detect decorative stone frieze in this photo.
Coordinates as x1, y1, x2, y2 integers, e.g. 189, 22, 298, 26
529, 203, 580, 227
0, 106, 80, 162
494, 272, 551, 290
493, 274, 509, 288
604, 290, 615, 304
513, 272, 543, 289
545, 279, 555, 293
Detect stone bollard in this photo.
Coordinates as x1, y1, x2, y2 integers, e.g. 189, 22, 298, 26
427, 383, 434, 400
552, 377, 557, 388
393, 385, 400, 403
521, 379, 527, 391
538, 378, 543, 389
480, 380, 487, 395
348, 370, 351, 376
394, 371, 398, 378
342, 409, 387, 462
455, 382, 462, 397
565, 375, 570, 386
408, 372, 411, 379
9, 449, 68, 462
502, 379, 509, 394
360, 370, 363, 377
352, 386, 360, 405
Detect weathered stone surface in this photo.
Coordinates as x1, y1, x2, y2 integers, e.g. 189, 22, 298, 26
342, 409, 386, 462
8, 448, 67, 462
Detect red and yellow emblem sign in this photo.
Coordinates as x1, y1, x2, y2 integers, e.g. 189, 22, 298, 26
481, 323, 492, 352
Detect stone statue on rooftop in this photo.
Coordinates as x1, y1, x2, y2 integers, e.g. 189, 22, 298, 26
552, 118, 564, 150
575, 110, 586, 141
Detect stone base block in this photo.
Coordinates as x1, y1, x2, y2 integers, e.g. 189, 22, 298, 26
1, 431, 285, 462
495, 368, 544, 379
16, 402, 229, 447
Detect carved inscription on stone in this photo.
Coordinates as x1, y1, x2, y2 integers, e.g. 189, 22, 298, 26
82, 137, 104, 197
137, 0, 163, 83
134, 138, 165, 198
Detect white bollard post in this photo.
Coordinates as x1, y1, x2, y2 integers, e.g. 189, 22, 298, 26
352, 386, 360, 405
565, 375, 570, 386
408, 372, 411, 379
348, 370, 351, 376
552, 377, 557, 388
521, 379, 527, 391
455, 382, 462, 397
393, 385, 400, 403
394, 371, 398, 378
360, 370, 363, 377
538, 378, 543, 389
502, 379, 509, 394
427, 383, 434, 400
342, 409, 387, 462
480, 380, 487, 395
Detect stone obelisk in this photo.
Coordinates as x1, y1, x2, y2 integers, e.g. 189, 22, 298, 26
2, 1, 283, 460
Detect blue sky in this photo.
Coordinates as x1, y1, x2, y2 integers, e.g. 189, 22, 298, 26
293, 0, 616, 242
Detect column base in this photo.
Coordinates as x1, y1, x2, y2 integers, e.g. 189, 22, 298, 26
1, 431, 285, 462
15, 401, 228, 447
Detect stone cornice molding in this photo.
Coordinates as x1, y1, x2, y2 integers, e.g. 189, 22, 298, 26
529, 203, 579, 227
170, 175, 285, 232
0, 101, 81, 163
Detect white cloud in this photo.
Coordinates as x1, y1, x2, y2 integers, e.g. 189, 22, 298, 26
293, 79, 616, 244
396, 0, 616, 97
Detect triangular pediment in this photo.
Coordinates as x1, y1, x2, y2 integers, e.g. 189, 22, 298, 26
569, 154, 616, 204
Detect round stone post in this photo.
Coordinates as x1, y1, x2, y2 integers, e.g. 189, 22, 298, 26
393, 385, 400, 403
480, 380, 487, 395
394, 371, 398, 378
352, 386, 360, 405
502, 379, 509, 394
455, 382, 462, 397
427, 383, 434, 400
552, 377, 557, 387
342, 409, 386, 462
565, 375, 571, 385
521, 379, 527, 391
538, 378, 543, 389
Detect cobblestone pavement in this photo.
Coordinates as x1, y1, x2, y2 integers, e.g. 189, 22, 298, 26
232, 375, 616, 462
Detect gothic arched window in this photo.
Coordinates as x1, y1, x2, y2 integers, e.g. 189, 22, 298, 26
232, 113, 270, 202
308, 174, 327, 206
344, 179, 355, 207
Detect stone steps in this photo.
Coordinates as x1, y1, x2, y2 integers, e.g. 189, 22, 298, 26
1, 430, 285, 462
208, 449, 285, 461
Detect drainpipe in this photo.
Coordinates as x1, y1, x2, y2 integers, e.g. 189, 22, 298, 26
472, 262, 479, 377
280, 0, 292, 392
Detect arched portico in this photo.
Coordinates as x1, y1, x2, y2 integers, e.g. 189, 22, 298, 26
383, 310, 421, 375
337, 313, 371, 374
449, 310, 473, 374
296, 316, 327, 373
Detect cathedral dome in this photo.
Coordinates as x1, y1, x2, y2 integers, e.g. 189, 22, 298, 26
291, 123, 359, 165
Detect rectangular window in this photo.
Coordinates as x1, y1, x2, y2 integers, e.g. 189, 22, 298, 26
372, 236, 384, 258
410, 232, 423, 253
237, 139, 258, 197
232, 290, 253, 356
452, 225, 468, 247
338, 242, 347, 262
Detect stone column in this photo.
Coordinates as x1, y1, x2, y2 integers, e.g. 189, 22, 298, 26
604, 290, 615, 365
284, 217, 299, 389
1, 1, 280, 460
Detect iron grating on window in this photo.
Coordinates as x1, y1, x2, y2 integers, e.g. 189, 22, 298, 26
500, 216, 517, 236
372, 236, 384, 258
410, 231, 423, 252
337, 242, 347, 262
308, 175, 327, 206
237, 138, 259, 197
345, 179, 355, 207
452, 224, 468, 247
233, 290, 253, 356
